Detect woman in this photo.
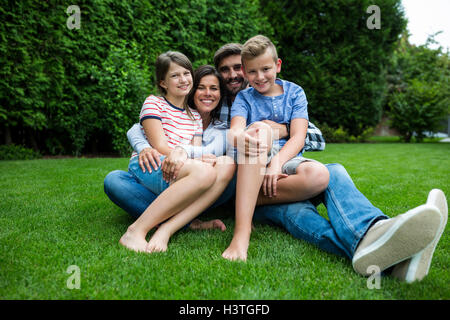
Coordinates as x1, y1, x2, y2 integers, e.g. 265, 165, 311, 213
105, 64, 235, 253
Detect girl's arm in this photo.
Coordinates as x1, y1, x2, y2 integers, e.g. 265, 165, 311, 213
127, 122, 162, 172
141, 118, 172, 156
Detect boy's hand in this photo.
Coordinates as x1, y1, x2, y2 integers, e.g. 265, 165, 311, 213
139, 148, 162, 173
263, 163, 288, 197
237, 127, 268, 157
162, 147, 188, 183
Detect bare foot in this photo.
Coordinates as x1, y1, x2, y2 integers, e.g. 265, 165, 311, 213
189, 219, 226, 231
119, 228, 148, 253
146, 227, 171, 253
222, 238, 249, 261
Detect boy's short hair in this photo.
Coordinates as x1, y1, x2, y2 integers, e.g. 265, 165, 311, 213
241, 35, 278, 65
213, 43, 243, 70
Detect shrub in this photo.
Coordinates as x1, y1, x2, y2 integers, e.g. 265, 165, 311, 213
0, 144, 42, 160
386, 34, 450, 142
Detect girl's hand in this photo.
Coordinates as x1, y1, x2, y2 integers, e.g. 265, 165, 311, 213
199, 154, 217, 166
139, 148, 162, 173
162, 147, 188, 183
262, 164, 288, 197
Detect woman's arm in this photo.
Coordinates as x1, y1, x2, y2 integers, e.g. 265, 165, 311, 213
180, 125, 227, 158
127, 123, 151, 153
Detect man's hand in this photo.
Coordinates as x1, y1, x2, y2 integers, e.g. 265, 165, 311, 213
161, 147, 188, 183
139, 148, 162, 173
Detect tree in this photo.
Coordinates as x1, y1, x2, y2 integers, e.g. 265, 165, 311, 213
386, 33, 450, 142
259, 0, 406, 136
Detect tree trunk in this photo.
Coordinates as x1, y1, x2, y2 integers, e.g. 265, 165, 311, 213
4, 125, 12, 145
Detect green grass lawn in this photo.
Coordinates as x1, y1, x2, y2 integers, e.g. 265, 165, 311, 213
0, 143, 449, 300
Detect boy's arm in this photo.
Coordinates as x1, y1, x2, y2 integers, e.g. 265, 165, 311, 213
260, 120, 289, 140
269, 118, 307, 168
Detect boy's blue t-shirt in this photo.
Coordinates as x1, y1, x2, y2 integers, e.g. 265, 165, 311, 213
230, 78, 308, 149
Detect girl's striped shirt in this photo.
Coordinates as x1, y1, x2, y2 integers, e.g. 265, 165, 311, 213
130, 95, 203, 159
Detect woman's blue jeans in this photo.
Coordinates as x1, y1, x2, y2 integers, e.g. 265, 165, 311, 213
104, 163, 387, 260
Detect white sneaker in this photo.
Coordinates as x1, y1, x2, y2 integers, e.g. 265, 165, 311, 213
391, 189, 447, 283
352, 203, 442, 276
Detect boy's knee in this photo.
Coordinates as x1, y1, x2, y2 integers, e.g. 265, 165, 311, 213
297, 162, 330, 190
247, 121, 273, 145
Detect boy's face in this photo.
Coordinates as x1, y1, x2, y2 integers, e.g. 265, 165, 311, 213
217, 54, 246, 96
243, 49, 281, 96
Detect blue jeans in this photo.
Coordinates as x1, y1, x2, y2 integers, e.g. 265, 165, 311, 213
104, 163, 387, 259
104, 166, 237, 220
253, 163, 388, 259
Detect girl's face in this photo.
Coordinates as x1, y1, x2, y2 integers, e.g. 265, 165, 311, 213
194, 75, 221, 115
160, 62, 193, 98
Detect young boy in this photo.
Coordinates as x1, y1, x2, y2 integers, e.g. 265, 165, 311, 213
222, 35, 330, 261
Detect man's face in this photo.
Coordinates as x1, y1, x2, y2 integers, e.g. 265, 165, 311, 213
217, 54, 246, 96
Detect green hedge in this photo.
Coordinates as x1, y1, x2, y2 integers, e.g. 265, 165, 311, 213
260, 0, 406, 136
1, 0, 408, 155
0, 0, 272, 156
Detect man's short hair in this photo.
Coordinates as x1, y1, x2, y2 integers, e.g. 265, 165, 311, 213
213, 43, 243, 69
241, 35, 278, 65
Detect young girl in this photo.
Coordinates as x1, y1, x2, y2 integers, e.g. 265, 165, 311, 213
119, 52, 235, 253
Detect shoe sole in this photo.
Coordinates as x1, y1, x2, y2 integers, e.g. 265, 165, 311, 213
352, 204, 442, 276
391, 189, 447, 282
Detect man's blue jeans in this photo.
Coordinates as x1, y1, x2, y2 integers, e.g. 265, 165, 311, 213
104, 163, 388, 260
253, 163, 388, 259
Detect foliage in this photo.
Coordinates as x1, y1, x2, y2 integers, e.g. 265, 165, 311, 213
0, 144, 41, 160
0, 0, 272, 155
259, 0, 407, 136
386, 34, 450, 142
319, 123, 374, 143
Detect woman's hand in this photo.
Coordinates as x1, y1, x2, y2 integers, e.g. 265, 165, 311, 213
161, 147, 188, 183
139, 148, 162, 173
262, 163, 288, 198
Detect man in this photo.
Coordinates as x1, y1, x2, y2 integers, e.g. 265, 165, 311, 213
210, 43, 447, 280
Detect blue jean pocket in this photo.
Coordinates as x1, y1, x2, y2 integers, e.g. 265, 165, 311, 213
128, 156, 169, 195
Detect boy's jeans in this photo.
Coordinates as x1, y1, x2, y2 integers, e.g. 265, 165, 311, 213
104, 163, 387, 259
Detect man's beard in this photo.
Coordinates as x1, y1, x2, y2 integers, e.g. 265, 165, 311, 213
227, 77, 249, 97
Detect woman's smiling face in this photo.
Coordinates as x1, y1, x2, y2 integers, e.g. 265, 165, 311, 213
194, 74, 221, 115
